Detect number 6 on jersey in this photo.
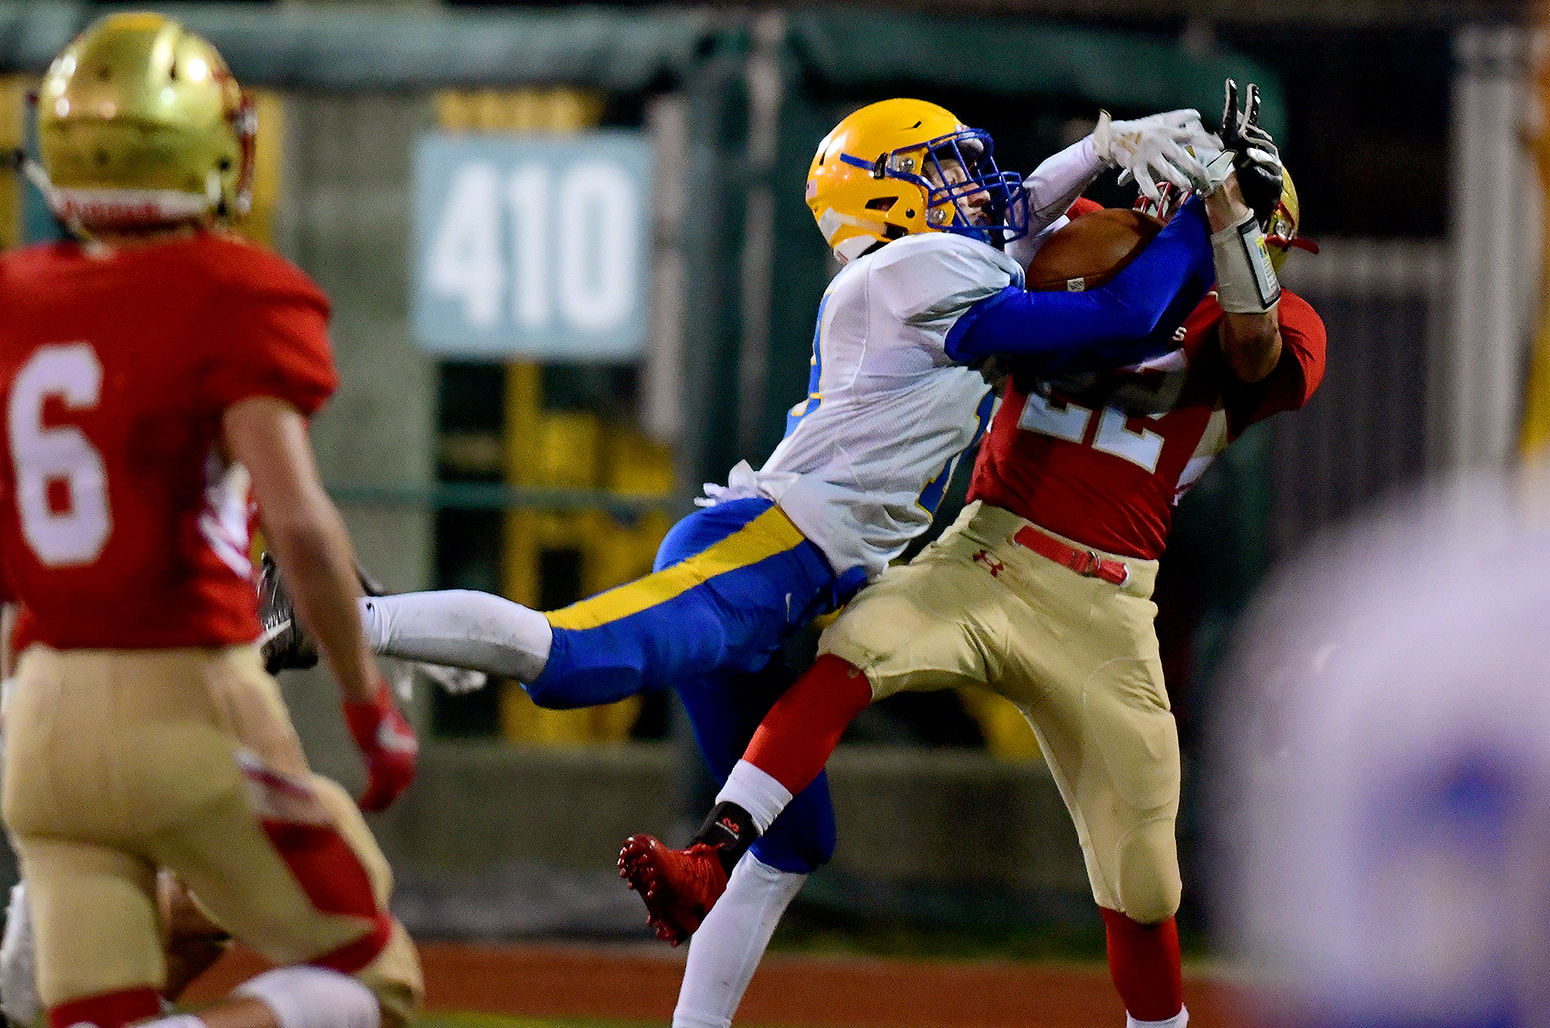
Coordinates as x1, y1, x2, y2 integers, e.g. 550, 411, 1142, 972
7, 342, 112, 567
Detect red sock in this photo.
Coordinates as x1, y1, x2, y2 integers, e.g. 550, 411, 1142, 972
744, 654, 873, 794
49, 987, 161, 1028
1101, 907, 1184, 1022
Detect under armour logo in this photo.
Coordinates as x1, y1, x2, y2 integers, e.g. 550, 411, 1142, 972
972, 549, 1005, 577
718, 816, 744, 840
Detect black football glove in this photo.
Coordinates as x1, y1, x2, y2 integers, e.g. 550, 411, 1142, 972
1219, 79, 1284, 229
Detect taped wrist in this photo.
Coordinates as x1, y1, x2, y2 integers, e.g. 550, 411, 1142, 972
1211, 211, 1281, 314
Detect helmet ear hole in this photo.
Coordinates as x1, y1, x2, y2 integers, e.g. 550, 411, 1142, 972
864, 197, 896, 212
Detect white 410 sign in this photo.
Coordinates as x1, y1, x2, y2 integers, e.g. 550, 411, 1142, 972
412, 132, 651, 360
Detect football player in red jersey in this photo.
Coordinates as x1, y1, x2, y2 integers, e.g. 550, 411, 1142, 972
620, 83, 1325, 1028
0, 13, 421, 1028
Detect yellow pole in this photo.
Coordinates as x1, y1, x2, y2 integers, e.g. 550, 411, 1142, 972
0, 77, 27, 251
1521, 9, 1550, 463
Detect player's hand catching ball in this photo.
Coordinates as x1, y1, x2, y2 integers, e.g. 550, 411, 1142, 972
343, 680, 419, 812
1094, 108, 1218, 204
1218, 79, 1283, 227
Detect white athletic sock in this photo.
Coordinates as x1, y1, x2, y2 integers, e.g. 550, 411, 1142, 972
136, 1016, 204, 1028
359, 590, 551, 681
1127, 1006, 1188, 1028
716, 760, 793, 834
672, 855, 806, 1028
235, 965, 380, 1028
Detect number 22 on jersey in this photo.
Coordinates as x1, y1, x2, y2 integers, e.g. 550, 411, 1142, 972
6, 342, 113, 566
1016, 390, 1165, 473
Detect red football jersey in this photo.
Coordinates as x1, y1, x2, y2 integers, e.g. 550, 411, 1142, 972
969, 290, 1326, 559
0, 232, 336, 650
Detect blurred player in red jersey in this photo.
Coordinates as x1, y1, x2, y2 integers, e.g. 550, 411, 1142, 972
0, 13, 421, 1028
620, 82, 1325, 1028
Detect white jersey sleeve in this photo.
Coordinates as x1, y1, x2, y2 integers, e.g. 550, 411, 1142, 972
1005, 135, 1105, 270
705, 233, 1020, 580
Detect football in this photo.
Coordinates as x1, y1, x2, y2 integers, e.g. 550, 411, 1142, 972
1024, 208, 1164, 292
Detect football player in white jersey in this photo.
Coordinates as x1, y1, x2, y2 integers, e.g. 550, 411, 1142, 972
265, 96, 1223, 1028
617, 83, 1320, 1028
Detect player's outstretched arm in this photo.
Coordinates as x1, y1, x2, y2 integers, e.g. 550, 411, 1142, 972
1094, 108, 1217, 203
945, 196, 1215, 373
1008, 108, 1219, 266
1204, 170, 1282, 383
224, 396, 417, 811
1208, 80, 1289, 384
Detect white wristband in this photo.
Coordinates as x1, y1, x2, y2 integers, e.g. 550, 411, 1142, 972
1211, 212, 1281, 314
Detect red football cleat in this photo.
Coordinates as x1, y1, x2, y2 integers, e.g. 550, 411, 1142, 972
617, 834, 729, 946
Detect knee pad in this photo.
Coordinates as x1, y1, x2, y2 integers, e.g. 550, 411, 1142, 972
1114, 821, 1182, 926
1115, 860, 1182, 927
235, 966, 379, 1028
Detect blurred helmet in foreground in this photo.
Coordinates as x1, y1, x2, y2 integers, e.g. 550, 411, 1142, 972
1213, 469, 1550, 1027
37, 11, 255, 233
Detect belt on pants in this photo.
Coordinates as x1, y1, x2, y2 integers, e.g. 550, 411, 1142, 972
1012, 525, 1130, 585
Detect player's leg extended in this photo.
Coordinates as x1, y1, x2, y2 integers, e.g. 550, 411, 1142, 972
1004, 539, 1186, 1028
621, 504, 1000, 945
621, 662, 838, 944
7, 838, 164, 1028
655, 668, 834, 1028
129, 648, 421, 1028
673, 855, 806, 1028
353, 498, 839, 710
533, 498, 841, 708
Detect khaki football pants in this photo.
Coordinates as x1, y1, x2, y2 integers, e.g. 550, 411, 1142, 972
819, 500, 1181, 924
1, 645, 422, 1023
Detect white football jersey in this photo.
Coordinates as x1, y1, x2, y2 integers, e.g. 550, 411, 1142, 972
706, 231, 1023, 579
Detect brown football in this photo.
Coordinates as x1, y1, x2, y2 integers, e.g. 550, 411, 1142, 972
1024, 208, 1164, 292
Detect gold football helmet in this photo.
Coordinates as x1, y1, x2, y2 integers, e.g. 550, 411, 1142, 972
36, 11, 255, 233
805, 98, 1025, 262
1133, 165, 1317, 273
1265, 167, 1318, 272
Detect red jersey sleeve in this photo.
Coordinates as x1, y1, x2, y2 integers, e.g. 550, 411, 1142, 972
1226, 289, 1327, 434
1067, 197, 1105, 218
200, 241, 338, 417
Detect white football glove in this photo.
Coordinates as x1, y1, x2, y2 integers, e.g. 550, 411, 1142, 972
1093, 108, 1221, 203
380, 657, 487, 700
420, 663, 488, 695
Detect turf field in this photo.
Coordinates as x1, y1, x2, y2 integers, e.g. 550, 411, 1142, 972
418, 1016, 634, 1028
188, 941, 1249, 1028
